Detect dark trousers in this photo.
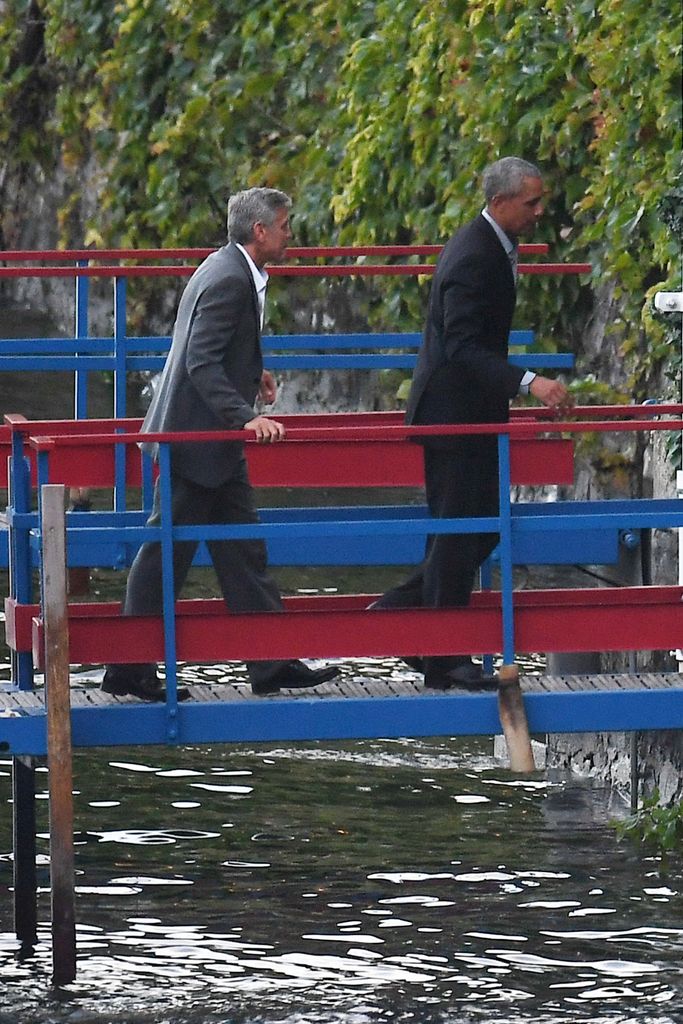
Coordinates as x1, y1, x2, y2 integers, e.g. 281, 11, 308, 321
122, 462, 288, 685
375, 442, 499, 678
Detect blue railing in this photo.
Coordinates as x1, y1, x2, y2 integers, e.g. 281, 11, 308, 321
0, 246, 577, 417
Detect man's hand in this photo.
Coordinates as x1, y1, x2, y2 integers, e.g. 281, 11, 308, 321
244, 415, 286, 442
529, 375, 574, 415
258, 370, 277, 405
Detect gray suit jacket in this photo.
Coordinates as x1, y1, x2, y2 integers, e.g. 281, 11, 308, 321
141, 243, 263, 487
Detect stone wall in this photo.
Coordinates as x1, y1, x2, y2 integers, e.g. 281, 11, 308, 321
546, 731, 683, 805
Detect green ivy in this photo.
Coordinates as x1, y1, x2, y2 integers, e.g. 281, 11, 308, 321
1, 0, 681, 350
615, 790, 683, 857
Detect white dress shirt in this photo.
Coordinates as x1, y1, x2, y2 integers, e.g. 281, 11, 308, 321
235, 243, 268, 329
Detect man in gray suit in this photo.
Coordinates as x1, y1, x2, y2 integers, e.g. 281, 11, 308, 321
372, 158, 573, 690
103, 187, 338, 700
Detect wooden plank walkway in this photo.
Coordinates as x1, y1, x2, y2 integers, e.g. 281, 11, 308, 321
2, 668, 683, 756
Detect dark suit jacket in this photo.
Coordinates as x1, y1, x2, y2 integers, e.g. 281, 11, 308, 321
141, 243, 263, 487
406, 214, 524, 448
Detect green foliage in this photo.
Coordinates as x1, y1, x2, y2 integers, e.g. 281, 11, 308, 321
566, 374, 630, 405
615, 790, 683, 857
0, 1, 55, 169
0, 0, 680, 345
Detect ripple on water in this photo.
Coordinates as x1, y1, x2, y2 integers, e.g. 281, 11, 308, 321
0, 704, 682, 1023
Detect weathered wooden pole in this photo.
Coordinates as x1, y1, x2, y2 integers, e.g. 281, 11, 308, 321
41, 484, 77, 985
497, 664, 535, 773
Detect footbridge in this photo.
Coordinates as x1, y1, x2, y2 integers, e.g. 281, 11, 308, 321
0, 244, 681, 752
2, 405, 683, 757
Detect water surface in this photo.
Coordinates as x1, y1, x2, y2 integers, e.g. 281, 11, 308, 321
1, 715, 681, 1024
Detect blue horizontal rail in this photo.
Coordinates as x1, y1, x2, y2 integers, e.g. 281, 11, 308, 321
0, 315, 572, 417
0, 329, 535, 354
10, 496, 675, 568
9, 496, 667, 572
3, 684, 682, 757
0, 352, 573, 372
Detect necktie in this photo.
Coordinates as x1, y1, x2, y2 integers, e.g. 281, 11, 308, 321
509, 242, 519, 284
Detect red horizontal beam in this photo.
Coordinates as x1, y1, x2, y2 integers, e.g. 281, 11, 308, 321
6, 406, 683, 490
6, 406, 682, 433
25, 586, 683, 667
0, 261, 588, 279
247, 437, 573, 488
0, 243, 548, 262
271, 263, 590, 277
7, 433, 572, 489
23, 414, 683, 449
8, 405, 683, 490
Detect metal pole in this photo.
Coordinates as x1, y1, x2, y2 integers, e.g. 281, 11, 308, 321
74, 262, 89, 419
628, 650, 639, 812
41, 484, 77, 985
630, 732, 639, 813
496, 433, 515, 663
654, 289, 683, 669
158, 444, 180, 741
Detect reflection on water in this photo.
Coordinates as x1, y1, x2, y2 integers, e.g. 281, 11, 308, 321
1, 719, 682, 1024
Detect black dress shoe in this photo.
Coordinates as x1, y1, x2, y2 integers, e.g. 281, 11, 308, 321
101, 665, 190, 702
425, 662, 499, 692
251, 661, 339, 696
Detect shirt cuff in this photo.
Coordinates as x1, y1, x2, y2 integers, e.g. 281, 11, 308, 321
519, 371, 537, 395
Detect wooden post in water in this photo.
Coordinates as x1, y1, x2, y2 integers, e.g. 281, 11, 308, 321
497, 664, 535, 773
12, 755, 38, 950
41, 484, 77, 985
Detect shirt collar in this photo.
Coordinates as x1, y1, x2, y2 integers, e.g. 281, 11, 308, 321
481, 207, 516, 255
235, 242, 268, 326
235, 242, 269, 292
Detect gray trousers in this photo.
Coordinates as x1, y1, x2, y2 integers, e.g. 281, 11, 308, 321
123, 461, 288, 684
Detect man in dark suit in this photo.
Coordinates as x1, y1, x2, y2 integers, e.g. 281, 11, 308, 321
372, 157, 572, 690
102, 187, 338, 700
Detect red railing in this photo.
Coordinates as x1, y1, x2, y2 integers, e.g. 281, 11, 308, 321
0, 244, 590, 278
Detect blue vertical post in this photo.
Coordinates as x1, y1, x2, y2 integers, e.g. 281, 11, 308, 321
36, 449, 51, 492
8, 432, 35, 690
113, 427, 127, 514
497, 431, 515, 664
157, 443, 180, 740
480, 557, 494, 674
10, 432, 39, 945
74, 262, 89, 419
113, 278, 129, 515
113, 277, 128, 419
141, 451, 155, 512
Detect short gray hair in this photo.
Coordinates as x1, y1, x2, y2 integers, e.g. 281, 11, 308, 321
227, 187, 292, 243
482, 157, 542, 202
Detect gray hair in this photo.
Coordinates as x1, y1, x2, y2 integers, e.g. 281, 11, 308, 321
482, 157, 542, 202
227, 187, 292, 243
